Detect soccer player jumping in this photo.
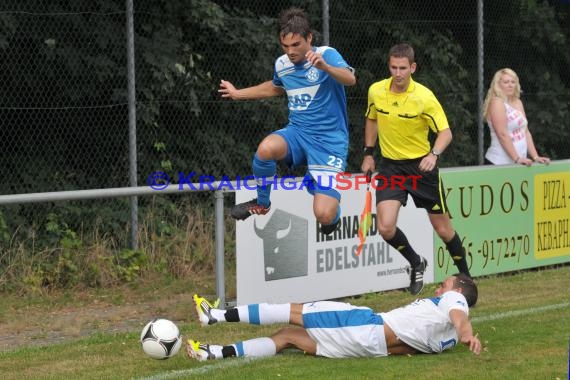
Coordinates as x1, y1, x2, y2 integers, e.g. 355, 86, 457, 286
219, 7, 356, 234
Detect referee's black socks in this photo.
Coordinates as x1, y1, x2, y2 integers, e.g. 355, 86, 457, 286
385, 227, 422, 268
445, 233, 471, 277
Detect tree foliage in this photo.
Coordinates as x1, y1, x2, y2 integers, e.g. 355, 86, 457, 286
0, 0, 569, 290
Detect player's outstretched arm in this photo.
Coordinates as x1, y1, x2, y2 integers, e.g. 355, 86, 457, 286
219, 79, 284, 100
460, 334, 481, 355
449, 309, 481, 355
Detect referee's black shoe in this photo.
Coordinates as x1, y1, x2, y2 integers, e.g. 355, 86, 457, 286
408, 257, 428, 295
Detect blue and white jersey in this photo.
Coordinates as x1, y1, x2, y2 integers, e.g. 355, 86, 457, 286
272, 46, 353, 147
380, 291, 469, 354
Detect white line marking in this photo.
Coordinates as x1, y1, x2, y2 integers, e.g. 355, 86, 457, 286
137, 302, 570, 380
471, 302, 570, 323
137, 356, 267, 380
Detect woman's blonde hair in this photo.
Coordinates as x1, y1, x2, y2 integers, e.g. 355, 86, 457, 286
482, 68, 522, 119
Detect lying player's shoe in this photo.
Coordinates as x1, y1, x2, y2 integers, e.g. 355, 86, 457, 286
320, 219, 340, 235
193, 294, 220, 326
187, 339, 216, 361
231, 198, 271, 220
407, 257, 428, 295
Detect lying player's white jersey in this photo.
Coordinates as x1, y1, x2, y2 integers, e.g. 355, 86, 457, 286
380, 290, 469, 353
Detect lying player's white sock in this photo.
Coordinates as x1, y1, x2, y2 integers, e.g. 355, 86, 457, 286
232, 337, 276, 358
209, 308, 227, 321
210, 303, 291, 325
201, 338, 277, 360
224, 303, 291, 324
205, 344, 223, 359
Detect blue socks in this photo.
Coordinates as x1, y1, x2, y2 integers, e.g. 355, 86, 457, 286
253, 153, 276, 207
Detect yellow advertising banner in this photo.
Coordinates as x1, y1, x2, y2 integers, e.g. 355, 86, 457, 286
534, 172, 570, 259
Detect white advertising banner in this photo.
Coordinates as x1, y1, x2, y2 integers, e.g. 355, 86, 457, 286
236, 176, 434, 304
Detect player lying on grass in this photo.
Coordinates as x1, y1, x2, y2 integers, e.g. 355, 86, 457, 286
186, 273, 480, 360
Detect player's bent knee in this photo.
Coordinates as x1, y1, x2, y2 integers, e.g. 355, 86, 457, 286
271, 327, 316, 355
313, 206, 336, 225
313, 198, 339, 225
257, 135, 287, 160
256, 144, 275, 160
315, 213, 335, 225
377, 225, 396, 240
270, 327, 297, 352
433, 224, 454, 241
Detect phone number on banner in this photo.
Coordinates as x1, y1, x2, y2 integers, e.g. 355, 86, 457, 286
437, 234, 531, 274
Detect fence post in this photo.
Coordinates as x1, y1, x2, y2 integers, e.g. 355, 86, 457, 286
215, 191, 226, 307
322, 0, 329, 46
125, 0, 139, 249
477, 0, 485, 165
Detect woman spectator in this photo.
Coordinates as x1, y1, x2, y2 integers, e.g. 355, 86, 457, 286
483, 68, 550, 166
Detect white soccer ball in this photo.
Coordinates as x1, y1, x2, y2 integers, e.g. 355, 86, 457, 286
140, 318, 182, 359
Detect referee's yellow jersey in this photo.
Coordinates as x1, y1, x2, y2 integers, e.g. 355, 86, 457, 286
365, 77, 449, 160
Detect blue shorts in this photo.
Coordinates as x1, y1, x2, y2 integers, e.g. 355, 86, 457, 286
273, 126, 347, 201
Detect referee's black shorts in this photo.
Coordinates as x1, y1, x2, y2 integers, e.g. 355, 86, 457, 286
374, 157, 449, 214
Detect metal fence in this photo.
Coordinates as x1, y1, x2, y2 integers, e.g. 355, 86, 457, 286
0, 0, 568, 250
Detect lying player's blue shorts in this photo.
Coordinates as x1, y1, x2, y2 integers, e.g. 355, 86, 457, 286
302, 301, 388, 358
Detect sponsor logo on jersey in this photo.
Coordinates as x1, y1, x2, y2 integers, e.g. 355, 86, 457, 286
287, 85, 320, 111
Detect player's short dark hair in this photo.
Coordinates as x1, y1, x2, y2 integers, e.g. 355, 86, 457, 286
453, 273, 478, 307
278, 7, 311, 39
388, 43, 415, 64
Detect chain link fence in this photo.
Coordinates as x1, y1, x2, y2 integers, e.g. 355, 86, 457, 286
1, 1, 568, 195
0, 0, 568, 287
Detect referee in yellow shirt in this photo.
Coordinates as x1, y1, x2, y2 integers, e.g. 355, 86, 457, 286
361, 43, 471, 296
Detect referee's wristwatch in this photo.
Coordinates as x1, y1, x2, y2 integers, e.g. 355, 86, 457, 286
430, 148, 441, 158
363, 146, 375, 156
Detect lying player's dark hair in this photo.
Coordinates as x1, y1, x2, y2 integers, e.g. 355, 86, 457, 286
454, 273, 478, 307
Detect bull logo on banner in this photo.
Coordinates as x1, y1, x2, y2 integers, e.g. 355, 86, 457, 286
253, 209, 308, 281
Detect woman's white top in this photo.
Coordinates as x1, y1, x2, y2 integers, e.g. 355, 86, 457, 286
485, 101, 528, 165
